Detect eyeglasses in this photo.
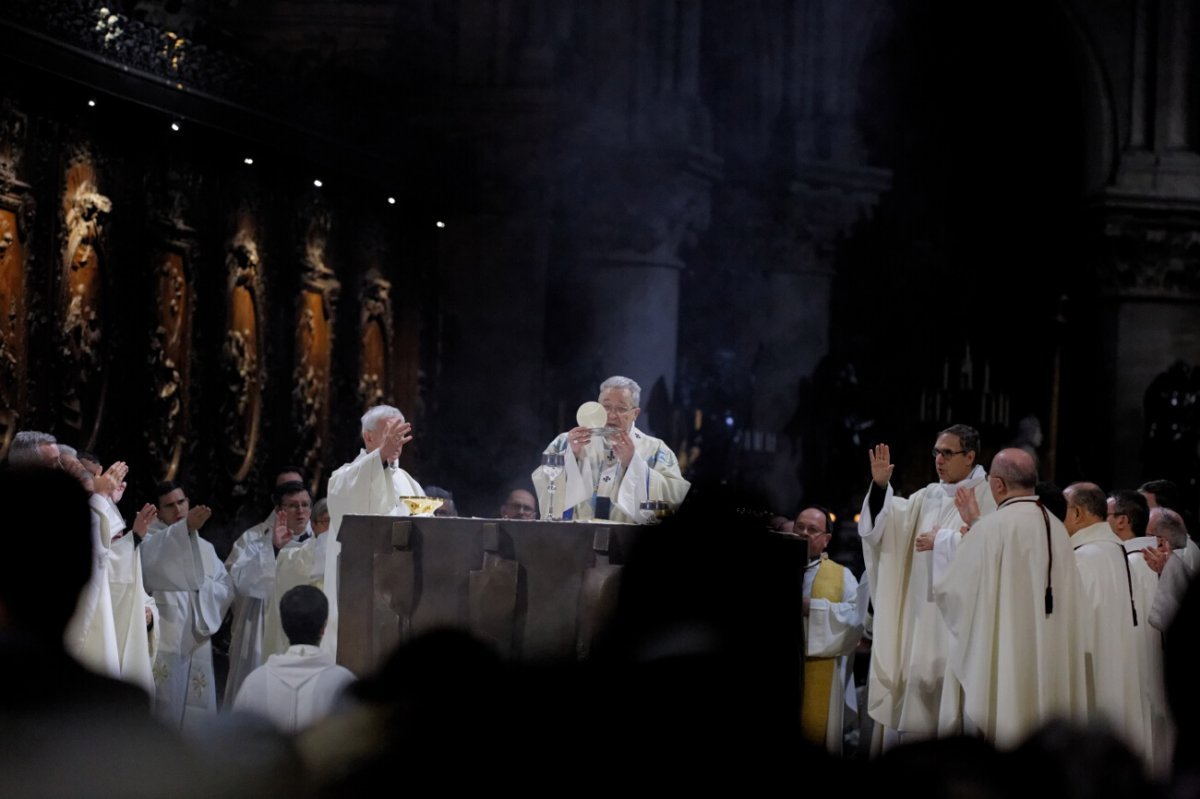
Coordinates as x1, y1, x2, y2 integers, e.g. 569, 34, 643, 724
932, 448, 967, 459
602, 404, 637, 415
282, 501, 311, 512
794, 523, 828, 537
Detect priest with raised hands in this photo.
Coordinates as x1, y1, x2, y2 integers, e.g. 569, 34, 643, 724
858, 424, 995, 751
531, 375, 689, 523
62, 453, 158, 696
138, 481, 235, 732
324, 405, 425, 657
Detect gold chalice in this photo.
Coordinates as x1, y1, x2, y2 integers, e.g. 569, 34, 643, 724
400, 496, 444, 517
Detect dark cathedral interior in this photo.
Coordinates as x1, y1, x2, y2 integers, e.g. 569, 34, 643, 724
3, 0, 1200, 792
3, 0, 1199, 531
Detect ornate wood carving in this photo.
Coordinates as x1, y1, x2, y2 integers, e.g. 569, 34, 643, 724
292, 208, 339, 495
221, 213, 266, 482
146, 170, 199, 482
59, 146, 111, 449
358, 268, 394, 413
0, 101, 34, 460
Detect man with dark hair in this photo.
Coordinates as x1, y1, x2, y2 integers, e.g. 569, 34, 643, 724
139, 480, 234, 731
499, 488, 537, 520
794, 505, 864, 755
1062, 482, 1150, 762
1139, 478, 1182, 511
1108, 489, 1150, 541
232, 585, 355, 733
860, 423, 996, 749
934, 448, 1086, 747
261, 481, 327, 659
424, 485, 458, 517
224, 467, 309, 704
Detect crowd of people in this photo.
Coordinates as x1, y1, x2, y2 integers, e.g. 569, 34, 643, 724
2, 376, 1198, 795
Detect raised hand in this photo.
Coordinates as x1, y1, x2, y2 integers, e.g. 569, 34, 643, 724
186, 504, 212, 533
131, 503, 157, 540
954, 486, 981, 530
869, 444, 894, 487
271, 509, 292, 549
566, 425, 592, 459
379, 417, 414, 463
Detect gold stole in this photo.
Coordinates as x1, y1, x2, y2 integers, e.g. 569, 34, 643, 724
801, 556, 845, 746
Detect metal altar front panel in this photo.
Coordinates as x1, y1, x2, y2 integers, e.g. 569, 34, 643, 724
335, 515, 638, 675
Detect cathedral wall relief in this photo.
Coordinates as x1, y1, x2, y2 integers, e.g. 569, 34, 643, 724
59, 149, 110, 450
0, 89, 416, 540
221, 219, 266, 483
292, 210, 340, 497
0, 103, 32, 460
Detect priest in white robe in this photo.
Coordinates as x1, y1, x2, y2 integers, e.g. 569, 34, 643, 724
224, 468, 309, 705
1123, 505, 1184, 776
795, 506, 865, 755
1062, 482, 1151, 762
324, 405, 425, 657
233, 585, 355, 733
932, 448, 1086, 749
858, 424, 995, 749
1145, 507, 1198, 632
63, 457, 158, 695
140, 481, 235, 732
262, 483, 326, 659
532, 375, 689, 523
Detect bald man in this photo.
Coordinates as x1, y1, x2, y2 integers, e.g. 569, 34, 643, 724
1062, 482, 1150, 763
933, 448, 1086, 748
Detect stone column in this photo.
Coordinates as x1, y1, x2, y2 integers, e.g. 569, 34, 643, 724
747, 164, 888, 513
567, 147, 721, 434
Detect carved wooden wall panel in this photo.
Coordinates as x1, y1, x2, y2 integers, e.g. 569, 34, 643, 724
0, 201, 30, 459
59, 149, 110, 449
0, 102, 32, 460
146, 248, 192, 481
358, 269, 393, 412
292, 209, 339, 495
221, 220, 266, 482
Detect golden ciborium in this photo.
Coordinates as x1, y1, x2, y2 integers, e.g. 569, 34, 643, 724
399, 496, 445, 517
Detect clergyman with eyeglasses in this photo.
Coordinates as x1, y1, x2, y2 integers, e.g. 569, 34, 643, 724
857, 423, 996, 750
531, 375, 689, 523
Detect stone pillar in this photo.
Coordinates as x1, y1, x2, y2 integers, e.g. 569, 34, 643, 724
568, 147, 721, 433
747, 164, 888, 513
1084, 0, 1200, 513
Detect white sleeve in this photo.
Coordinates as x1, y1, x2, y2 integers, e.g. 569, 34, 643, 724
807, 569, 864, 658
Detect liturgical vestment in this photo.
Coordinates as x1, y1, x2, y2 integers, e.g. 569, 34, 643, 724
324, 448, 423, 657
140, 517, 235, 731
858, 465, 996, 740
933, 495, 1087, 748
